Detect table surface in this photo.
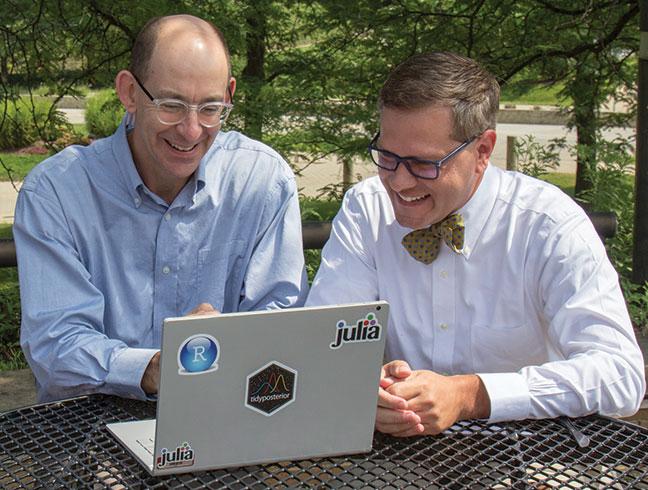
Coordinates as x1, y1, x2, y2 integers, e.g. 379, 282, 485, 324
0, 395, 647, 489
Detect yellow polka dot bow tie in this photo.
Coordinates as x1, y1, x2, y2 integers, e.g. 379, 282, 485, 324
401, 214, 465, 264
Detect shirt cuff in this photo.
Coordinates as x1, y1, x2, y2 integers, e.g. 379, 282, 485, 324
105, 347, 159, 400
477, 372, 531, 422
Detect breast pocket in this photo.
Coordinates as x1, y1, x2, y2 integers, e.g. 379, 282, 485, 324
471, 323, 547, 372
180, 240, 246, 312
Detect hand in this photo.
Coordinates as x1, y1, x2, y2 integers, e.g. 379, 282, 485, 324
187, 303, 220, 316
384, 370, 491, 436
140, 352, 160, 395
375, 360, 425, 436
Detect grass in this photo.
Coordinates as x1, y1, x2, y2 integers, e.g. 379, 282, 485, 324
0, 153, 50, 182
501, 82, 571, 107
0, 223, 12, 238
540, 173, 575, 196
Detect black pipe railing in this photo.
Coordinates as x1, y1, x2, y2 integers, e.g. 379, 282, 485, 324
0, 212, 617, 268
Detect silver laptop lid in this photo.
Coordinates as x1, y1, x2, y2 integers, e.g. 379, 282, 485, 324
152, 301, 389, 475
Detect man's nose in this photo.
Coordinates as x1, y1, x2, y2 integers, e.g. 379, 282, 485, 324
177, 109, 203, 140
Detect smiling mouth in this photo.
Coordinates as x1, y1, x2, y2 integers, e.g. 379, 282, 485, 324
166, 140, 198, 152
398, 193, 430, 203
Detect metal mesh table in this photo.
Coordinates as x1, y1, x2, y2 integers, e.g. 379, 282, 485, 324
0, 394, 647, 489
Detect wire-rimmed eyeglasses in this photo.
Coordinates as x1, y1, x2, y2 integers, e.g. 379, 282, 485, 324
368, 132, 477, 180
132, 73, 233, 128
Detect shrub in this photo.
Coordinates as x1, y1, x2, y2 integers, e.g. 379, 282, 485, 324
0, 97, 70, 150
85, 89, 124, 137
0, 268, 25, 370
514, 135, 566, 178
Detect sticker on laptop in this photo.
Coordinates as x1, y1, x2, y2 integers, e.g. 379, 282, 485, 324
177, 333, 220, 375
330, 312, 382, 349
156, 441, 195, 470
245, 361, 297, 416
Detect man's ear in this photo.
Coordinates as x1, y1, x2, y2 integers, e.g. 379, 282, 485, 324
476, 129, 496, 170
115, 70, 137, 113
227, 77, 236, 102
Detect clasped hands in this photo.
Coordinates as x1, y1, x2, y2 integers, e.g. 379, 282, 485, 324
376, 360, 491, 437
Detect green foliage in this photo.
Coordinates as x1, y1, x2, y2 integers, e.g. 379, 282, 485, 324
300, 197, 341, 221
514, 135, 566, 178
501, 81, 569, 106
0, 224, 23, 369
0, 269, 24, 370
0, 223, 12, 238
0, 97, 70, 150
85, 89, 124, 137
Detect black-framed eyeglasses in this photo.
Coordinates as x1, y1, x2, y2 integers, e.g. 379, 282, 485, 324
132, 73, 233, 128
368, 132, 477, 180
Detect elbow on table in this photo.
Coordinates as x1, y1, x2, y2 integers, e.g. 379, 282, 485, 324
604, 365, 646, 418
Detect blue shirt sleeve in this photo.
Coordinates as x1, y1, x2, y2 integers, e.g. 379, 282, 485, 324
14, 184, 157, 401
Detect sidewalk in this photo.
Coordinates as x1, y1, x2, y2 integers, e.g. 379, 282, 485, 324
0, 181, 19, 223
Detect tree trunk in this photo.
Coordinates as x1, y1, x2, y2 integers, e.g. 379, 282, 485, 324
572, 59, 599, 197
241, 2, 267, 140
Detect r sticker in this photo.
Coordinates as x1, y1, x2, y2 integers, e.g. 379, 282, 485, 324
177, 334, 220, 375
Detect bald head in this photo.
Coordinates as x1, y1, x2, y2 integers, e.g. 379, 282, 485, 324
129, 15, 231, 83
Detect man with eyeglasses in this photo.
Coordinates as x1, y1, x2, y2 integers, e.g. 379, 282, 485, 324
14, 15, 308, 402
307, 52, 644, 434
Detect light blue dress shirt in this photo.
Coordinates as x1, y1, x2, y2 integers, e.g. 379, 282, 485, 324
14, 120, 308, 402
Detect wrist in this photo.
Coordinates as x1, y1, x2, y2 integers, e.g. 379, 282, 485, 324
456, 374, 491, 421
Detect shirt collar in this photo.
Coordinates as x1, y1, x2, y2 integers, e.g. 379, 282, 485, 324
456, 162, 499, 259
111, 114, 214, 208
111, 114, 145, 208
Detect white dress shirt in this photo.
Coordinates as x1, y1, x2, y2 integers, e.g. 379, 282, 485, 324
307, 164, 645, 422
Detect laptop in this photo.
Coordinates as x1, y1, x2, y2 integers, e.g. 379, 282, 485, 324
106, 301, 389, 476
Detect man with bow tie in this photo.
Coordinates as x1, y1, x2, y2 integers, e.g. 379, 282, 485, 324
306, 51, 645, 435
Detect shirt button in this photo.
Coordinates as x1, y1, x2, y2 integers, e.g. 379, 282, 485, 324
439, 323, 448, 330
134, 197, 141, 206
162, 266, 171, 274
164, 213, 171, 221
440, 270, 448, 279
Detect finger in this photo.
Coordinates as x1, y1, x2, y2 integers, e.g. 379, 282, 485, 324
385, 379, 421, 401
375, 406, 421, 426
188, 303, 218, 316
378, 387, 408, 410
391, 423, 426, 438
375, 411, 421, 435
383, 360, 413, 380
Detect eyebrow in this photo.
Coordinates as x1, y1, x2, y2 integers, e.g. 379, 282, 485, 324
153, 89, 227, 104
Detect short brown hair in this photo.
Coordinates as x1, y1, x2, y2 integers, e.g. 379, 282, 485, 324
129, 16, 232, 82
378, 51, 499, 141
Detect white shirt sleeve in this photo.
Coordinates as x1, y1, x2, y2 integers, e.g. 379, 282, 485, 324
479, 212, 645, 422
